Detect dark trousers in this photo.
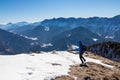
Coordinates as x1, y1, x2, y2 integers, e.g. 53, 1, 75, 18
79, 54, 86, 64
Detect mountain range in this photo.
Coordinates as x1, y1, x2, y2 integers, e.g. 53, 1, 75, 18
0, 15, 120, 55
0, 29, 36, 54
40, 15, 120, 42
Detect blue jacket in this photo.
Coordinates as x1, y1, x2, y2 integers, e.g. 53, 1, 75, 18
78, 41, 84, 55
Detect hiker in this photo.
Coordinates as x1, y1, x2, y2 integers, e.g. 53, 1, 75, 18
78, 41, 86, 65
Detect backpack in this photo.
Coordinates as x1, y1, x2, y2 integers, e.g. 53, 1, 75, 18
83, 45, 87, 51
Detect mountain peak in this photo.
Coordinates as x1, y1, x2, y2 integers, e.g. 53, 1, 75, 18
112, 15, 120, 20
7, 22, 13, 25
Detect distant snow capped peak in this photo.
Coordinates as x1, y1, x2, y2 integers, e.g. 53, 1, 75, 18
2, 21, 30, 30
14, 21, 29, 26
112, 15, 120, 19
17, 21, 28, 24
6, 21, 29, 26
7, 22, 13, 25
31, 22, 41, 26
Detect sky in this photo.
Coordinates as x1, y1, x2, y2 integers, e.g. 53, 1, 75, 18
0, 0, 120, 24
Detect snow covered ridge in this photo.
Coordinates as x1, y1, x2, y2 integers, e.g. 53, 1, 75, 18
20, 35, 38, 40
0, 51, 114, 80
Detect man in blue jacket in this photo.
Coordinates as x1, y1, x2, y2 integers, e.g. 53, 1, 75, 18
78, 41, 86, 65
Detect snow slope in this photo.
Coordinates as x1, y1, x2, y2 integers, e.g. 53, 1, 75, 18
0, 51, 113, 80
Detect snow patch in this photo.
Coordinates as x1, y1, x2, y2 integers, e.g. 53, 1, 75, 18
21, 35, 38, 40
0, 51, 114, 80
44, 27, 49, 31
93, 38, 98, 41
30, 42, 39, 45
105, 36, 114, 39
85, 57, 113, 68
68, 45, 79, 50
41, 43, 53, 48
67, 33, 71, 37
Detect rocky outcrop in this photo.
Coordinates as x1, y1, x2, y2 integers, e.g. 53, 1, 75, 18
87, 42, 120, 61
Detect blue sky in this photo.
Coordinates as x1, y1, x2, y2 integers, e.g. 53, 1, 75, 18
0, 0, 120, 24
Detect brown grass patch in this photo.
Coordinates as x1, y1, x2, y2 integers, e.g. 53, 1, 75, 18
53, 62, 120, 80
85, 52, 120, 70
53, 51, 120, 80
69, 62, 120, 80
